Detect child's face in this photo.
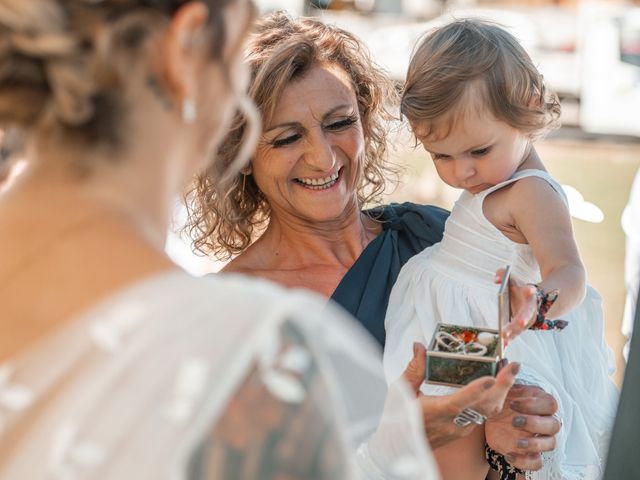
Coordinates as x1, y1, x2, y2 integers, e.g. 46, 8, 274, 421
413, 109, 530, 195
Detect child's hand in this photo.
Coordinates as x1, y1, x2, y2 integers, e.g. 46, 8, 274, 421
495, 268, 537, 345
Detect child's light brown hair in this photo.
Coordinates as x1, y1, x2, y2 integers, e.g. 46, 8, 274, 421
401, 18, 561, 141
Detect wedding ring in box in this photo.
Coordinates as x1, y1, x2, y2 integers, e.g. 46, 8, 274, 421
425, 265, 511, 387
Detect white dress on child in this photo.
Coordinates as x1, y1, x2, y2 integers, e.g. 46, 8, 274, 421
384, 169, 618, 480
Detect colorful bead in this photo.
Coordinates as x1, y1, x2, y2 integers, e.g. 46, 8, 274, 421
528, 284, 568, 331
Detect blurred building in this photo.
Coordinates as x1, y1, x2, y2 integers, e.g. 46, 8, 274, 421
275, 0, 640, 138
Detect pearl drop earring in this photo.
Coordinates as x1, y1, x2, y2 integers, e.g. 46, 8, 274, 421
182, 98, 197, 124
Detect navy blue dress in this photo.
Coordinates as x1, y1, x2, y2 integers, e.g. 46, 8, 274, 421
330, 202, 448, 347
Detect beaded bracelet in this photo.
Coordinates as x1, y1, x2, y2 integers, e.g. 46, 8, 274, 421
528, 284, 568, 331
485, 444, 525, 479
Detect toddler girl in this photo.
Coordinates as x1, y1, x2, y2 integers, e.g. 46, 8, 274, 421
384, 19, 618, 480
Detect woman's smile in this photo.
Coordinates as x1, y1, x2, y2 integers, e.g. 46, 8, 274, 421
293, 167, 343, 191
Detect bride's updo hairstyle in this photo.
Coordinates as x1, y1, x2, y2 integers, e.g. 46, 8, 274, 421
0, 0, 231, 159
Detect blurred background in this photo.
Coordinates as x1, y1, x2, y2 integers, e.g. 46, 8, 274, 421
171, 0, 640, 384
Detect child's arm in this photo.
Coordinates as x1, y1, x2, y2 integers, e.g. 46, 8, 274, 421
506, 176, 586, 319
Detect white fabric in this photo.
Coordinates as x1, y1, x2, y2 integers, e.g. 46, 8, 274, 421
0, 270, 440, 479
384, 169, 618, 480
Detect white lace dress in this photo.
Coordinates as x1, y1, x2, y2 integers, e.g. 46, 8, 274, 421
0, 271, 439, 479
384, 169, 619, 480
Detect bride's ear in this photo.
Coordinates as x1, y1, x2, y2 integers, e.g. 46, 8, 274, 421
160, 2, 210, 107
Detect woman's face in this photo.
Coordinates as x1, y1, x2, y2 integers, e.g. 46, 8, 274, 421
252, 63, 365, 224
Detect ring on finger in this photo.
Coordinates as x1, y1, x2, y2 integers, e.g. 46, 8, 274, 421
453, 415, 473, 427
453, 407, 486, 427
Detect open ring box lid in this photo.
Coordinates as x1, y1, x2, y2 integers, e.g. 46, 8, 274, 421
425, 265, 511, 388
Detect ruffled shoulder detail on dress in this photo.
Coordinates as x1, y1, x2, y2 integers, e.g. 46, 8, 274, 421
367, 202, 448, 251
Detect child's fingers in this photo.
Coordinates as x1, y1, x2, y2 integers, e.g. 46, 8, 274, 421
502, 284, 537, 343
514, 285, 537, 326
495, 271, 537, 345
502, 320, 527, 343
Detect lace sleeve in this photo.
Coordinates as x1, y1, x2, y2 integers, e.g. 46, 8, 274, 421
0, 275, 438, 479
189, 321, 354, 479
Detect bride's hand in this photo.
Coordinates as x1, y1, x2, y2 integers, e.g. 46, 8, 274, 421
496, 268, 537, 345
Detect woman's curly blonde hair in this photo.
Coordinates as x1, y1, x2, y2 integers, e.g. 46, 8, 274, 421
185, 11, 399, 260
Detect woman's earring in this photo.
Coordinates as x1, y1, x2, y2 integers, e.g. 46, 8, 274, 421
182, 98, 197, 124
240, 173, 247, 208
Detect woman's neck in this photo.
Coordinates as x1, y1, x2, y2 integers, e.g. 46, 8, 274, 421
15, 141, 185, 246
246, 203, 381, 272
0, 159, 179, 361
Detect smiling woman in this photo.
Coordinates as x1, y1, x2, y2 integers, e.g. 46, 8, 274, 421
184, 12, 424, 306
185, 12, 401, 269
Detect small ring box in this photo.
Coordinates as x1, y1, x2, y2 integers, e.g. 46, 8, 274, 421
425, 265, 511, 387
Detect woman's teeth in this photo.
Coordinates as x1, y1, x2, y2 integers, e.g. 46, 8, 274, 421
296, 171, 340, 190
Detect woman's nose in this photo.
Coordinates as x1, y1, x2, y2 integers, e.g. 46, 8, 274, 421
304, 132, 336, 171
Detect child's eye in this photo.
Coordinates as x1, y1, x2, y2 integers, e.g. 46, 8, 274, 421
271, 133, 301, 148
471, 147, 491, 156
432, 153, 451, 160
326, 117, 357, 131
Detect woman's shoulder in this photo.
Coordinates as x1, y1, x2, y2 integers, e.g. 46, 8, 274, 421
221, 253, 252, 274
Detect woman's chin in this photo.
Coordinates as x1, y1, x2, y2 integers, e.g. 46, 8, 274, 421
294, 199, 357, 225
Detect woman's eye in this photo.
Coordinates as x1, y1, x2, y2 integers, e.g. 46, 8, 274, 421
326, 117, 357, 131
271, 133, 301, 148
471, 147, 491, 156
